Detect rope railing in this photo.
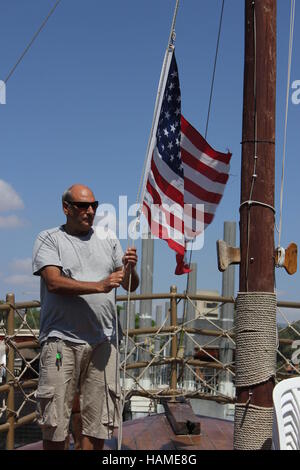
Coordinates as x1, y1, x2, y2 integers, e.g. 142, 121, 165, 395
1, 289, 300, 449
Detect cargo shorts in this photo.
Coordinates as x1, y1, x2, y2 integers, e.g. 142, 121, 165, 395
35, 338, 120, 442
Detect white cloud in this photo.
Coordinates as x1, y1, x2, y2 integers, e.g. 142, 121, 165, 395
0, 215, 24, 228
9, 258, 32, 273
4, 274, 38, 287
4, 257, 38, 291
0, 180, 24, 212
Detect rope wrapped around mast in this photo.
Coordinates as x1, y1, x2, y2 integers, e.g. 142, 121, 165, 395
234, 291, 277, 450
235, 292, 277, 387
234, 404, 273, 450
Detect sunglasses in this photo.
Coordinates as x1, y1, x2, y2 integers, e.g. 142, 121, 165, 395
66, 200, 99, 211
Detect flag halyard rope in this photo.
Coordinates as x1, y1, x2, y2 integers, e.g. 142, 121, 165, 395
179, 0, 226, 355
278, 0, 296, 248
0, 0, 62, 93
117, 0, 181, 449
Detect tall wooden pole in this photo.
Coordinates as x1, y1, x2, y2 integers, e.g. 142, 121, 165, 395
236, 0, 276, 447
6, 293, 15, 450
170, 285, 178, 394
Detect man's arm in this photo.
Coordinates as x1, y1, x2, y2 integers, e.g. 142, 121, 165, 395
40, 265, 124, 295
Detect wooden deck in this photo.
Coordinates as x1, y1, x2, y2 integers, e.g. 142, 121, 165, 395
18, 414, 233, 451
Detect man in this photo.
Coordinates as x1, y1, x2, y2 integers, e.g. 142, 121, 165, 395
32, 184, 139, 450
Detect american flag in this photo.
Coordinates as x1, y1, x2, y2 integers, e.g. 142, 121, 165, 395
142, 52, 232, 274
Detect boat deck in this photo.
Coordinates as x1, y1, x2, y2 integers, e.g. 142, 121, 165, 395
18, 414, 234, 451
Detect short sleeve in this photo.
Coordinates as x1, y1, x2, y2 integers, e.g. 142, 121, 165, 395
104, 230, 124, 270
112, 237, 124, 270
32, 230, 63, 276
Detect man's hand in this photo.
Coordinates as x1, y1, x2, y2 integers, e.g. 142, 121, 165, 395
122, 247, 138, 272
40, 265, 125, 296
120, 247, 139, 292
99, 271, 125, 293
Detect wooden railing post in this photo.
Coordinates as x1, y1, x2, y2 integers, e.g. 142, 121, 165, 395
6, 293, 15, 450
170, 285, 178, 393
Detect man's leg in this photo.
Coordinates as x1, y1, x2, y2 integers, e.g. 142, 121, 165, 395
37, 339, 79, 450
70, 392, 82, 450
80, 341, 120, 451
43, 440, 66, 450
81, 435, 104, 450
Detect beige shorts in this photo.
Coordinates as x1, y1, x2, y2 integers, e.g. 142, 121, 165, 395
36, 338, 120, 442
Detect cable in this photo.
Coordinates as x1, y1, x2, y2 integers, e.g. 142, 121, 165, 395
179, 0, 226, 351
0, 0, 62, 92
278, 0, 296, 247
135, 1, 180, 225
117, 268, 132, 450
205, 0, 225, 140
117, 0, 181, 448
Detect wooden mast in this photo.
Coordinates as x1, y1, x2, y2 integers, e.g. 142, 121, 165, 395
237, 0, 276, 447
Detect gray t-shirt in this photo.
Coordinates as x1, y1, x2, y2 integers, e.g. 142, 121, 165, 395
32, 226, 124, 345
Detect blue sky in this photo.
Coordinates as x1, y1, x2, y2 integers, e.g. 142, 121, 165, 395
0, 0, 299, 321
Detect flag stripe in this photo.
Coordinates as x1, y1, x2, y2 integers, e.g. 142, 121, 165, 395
183, 159, 229, 195
184, 176, 222, 204
181, 148, 229, 185
143, 201, 185, 255
181, 115, 231, 164
151, 152, 183, 206
183, 188, 218, 214
145, 181, 184, 233
191, 206, 214, 225
184, 203, 213, 228
181, 134, 230, 174
147, 168, 183, 212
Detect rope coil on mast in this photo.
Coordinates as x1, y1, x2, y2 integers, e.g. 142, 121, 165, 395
235, 292, 277, 387
239, 200, 276, 213
234, 404, 274, 450
234, 291, 277, 450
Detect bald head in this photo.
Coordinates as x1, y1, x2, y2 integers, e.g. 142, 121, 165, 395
62, 184, 98, 235
62, 184, 95, 204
